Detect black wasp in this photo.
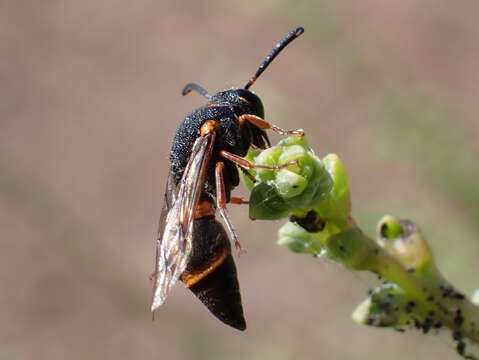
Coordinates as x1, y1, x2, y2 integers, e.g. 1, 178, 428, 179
151, 27, 305, 330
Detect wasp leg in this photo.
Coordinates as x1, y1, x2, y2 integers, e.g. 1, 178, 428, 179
230, 197, 249, 205
220, 150, 298, 170
238, 114, 304, 137
239, 166, 256, 183
215, 162, 246, 257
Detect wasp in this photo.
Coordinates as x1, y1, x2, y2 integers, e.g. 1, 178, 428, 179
151, 27, 305, 330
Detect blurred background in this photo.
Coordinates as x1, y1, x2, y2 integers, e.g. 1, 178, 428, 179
1, 1, 479, 359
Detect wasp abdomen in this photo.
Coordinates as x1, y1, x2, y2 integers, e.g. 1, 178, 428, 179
182, 215, 246, 331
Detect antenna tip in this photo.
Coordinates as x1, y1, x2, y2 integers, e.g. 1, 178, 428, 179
294, 27, 305, 36
181, 86, 191, 96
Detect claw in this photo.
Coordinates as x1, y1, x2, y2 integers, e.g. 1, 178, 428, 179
149, 271, 157, 282
235, 241, 247, 257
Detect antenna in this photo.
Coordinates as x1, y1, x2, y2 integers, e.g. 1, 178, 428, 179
244, 27, 304, 90
182, 82, 212, 99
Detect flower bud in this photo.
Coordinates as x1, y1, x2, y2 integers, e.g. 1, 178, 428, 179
244, 134, 333, 220
377, 216, 435, 272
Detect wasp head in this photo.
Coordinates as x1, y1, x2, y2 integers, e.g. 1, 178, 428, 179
209, 89, 264, 119
209, 89, 269, 149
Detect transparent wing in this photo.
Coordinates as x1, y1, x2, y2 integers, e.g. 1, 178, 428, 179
151, 132, 215, 311
152, 171, 176, 285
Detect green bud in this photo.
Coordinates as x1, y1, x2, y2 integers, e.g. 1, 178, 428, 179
353, 283, 433, 330
277, 221, 323, 255
377, 216, 435, 273
378, 215, 405, 240
353, 284, 404, 327
277, 216, 344, 255
314, 153, 351, 224
244, 134, 333, 220
471, 289, 479, 306
254, 146, 285, 182
275, 168, 308, 198
283, 155, 332, 212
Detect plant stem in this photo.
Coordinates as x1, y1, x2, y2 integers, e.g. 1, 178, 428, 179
352, 230, 479, 344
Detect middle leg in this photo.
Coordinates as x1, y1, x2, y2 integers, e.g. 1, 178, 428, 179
215, 161, 246, 256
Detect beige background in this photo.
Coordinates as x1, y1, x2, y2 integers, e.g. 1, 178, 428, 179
1, 1, 479, 359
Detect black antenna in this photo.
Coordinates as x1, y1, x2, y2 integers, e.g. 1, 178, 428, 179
182, 82, 212, 99
244, 27, 304, 90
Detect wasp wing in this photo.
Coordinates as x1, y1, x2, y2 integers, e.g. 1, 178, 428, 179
152, 171, 176, 284
151, 132, 215, 311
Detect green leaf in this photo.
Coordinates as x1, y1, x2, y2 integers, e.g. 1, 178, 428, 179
249, 182, 290, 220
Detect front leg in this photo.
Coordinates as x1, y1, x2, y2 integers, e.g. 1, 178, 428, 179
238, 114, 304, 137
219, 150, 298, 170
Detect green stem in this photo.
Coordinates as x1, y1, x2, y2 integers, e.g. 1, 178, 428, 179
244, 133, 479, 349
356, 232, 479, 344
